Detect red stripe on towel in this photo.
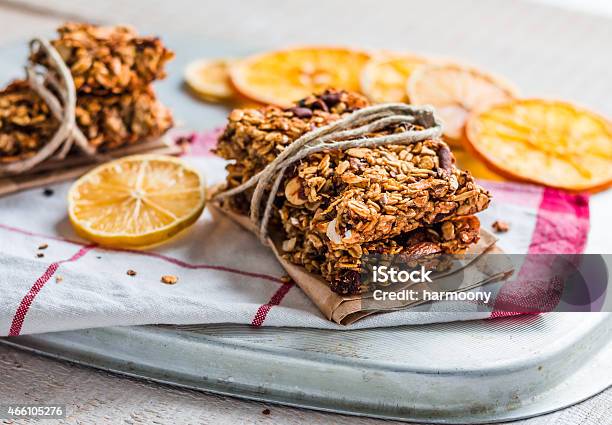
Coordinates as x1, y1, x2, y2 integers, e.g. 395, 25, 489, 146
251, 282, 294, 327
115, 249, 285, 284
526, 188, 589, 254
490, 187, 589, 319
0, 224, 284, 284
8, 245, 95, 336
0, 223, 83, 246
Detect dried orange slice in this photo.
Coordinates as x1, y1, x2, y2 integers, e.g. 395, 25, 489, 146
68, 155, 206, 248
230, 46, 371, 107
407, 63, 517, 144
466, 99, 612, 192
184, 58, 236, 102
360, 53, 428, 103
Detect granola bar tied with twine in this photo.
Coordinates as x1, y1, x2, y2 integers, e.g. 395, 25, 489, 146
0, 23, 175, 190
214, 90, 493, 296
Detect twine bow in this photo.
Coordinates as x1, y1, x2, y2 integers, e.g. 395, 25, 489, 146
214, 103, 445, 245
0, 38, 95, 176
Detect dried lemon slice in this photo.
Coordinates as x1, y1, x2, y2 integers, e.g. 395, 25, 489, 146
360, 53, 428, 103
184, 58, 236, 102
230, 46, 371, 107
466, 99, 612, 192
407, 63, 517, 144
68, 154, 205, 248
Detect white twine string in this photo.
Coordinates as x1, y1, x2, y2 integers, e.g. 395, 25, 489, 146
0, 37, 95, 176
215, 103, 445, 245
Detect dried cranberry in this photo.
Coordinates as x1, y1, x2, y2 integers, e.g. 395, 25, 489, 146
289, 107, 313, 118
321, 91, 342, 107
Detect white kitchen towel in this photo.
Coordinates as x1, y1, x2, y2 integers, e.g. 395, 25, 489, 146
0, 131, 591, 336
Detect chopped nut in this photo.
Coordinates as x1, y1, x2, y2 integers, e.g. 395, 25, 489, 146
161, 274, 178, 285
282, 237, 297, 252
284, 177, 306, 206
261, 408, 271, 415
492, 220, 510, 233
126, 269, 137, 276
441, 221, 455, 241
346, 147, 370, 158
55, 275, 63, 283
36, 252, 44, 258
38, 243, 49, 250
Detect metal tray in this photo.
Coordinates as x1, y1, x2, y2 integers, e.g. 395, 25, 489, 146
2, 313, 610, 423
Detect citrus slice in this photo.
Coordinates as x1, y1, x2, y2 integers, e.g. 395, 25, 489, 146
68, 154, 206, 248
184, 58, 236, 102
229, 46, 371, 107
407, 63, 517, 144
466, 99, 612, 192
360, 53, 428, 103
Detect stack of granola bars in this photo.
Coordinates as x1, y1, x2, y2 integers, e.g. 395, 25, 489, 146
0, 23, 173, 165
215, 89, 491, 294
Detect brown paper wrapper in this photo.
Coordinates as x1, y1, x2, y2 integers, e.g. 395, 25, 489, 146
211, 202, 514, 325
0, 136, 182, 197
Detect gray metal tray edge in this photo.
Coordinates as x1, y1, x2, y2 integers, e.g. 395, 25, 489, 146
1, 315, 610, 424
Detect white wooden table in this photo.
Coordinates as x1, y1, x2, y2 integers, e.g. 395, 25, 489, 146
0, 1, 610, 423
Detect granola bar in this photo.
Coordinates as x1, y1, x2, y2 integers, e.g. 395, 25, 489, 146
0, 80, 172, 159
215, 89, 491, 294
76, 87, 173, 151
0, 81, 58, 161
217, 90, 368, 196
216, 90, 490, 235
278, 142, 489, 248
290, 216, 482, 294
31, 23, 174, 95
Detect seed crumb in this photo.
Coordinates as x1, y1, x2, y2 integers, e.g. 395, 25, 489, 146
261, 408, 271, 415
43, 188, 54, 197
492, 220, 510, 233
36, 252, 44, 258
38, 243, 49, 250
161, 274, 178, 285
56, 276, 63, 283
127, 270, 137, 277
